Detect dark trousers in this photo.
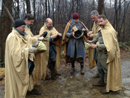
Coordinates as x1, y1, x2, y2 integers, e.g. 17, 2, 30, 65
97, 60, 107, 82
71, 58, 84, 69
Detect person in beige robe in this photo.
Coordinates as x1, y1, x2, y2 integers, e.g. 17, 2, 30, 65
5, 19, 44, 98
24, 14, 46, 86
89, 15, 122, 94
23, 14, 45, 91
87, 10, 101, 69
87, 10, 101, 78
34, 18, 62, 83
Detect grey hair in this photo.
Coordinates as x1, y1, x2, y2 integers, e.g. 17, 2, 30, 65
46, 18, 52, 23
90, 10, 99, 16
46, 18, 49, 23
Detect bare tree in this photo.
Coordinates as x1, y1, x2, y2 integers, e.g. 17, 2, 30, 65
0, 0, 13, 61
98, 0, 104, 14
26, 0, 31, 13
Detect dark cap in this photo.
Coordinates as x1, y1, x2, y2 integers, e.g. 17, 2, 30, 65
14, 19, 26, 28
73, 13, 79, 19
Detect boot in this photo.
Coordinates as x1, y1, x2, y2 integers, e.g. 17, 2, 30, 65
92, 81, 105, 87
55, 71, 61, 76
70, 68, 75, 74
80, 68, 84, 75
51, 71, 56, 80
45, 74, 51, 80
101, 89, 110, 94
49, 61, 56, 80
29, 89, 41, 95
54, 68, 61, 76
93, 73, 99, 78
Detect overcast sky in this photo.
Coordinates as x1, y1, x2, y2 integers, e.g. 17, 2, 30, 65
0, 0, 2, 10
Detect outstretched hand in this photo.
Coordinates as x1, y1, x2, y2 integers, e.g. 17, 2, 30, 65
51, 34, 57, 39
39, 36, 44, 41
90, 44, 97, 49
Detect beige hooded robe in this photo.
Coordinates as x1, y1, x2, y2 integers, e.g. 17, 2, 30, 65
100, 21, 122, 92
34, 24, 61, 85
5, 28, 37, 98
88, 22, 101, 69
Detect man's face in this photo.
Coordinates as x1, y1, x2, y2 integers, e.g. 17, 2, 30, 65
98, 18, 107, 28
17, 25, 26, 33
26, 19, 34, 26
46, 21, 53, 28
91, 15, 98, 22
73, 19, 79, 23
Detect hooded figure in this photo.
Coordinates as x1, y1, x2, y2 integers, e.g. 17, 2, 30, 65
62, 13, 89, 75
34, 18, 62, 82
5, 19, 42, 98
90, 15, 122, 94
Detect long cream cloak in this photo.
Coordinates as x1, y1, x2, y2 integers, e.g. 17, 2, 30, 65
5, 28, 36, 98
25, 26, 38, 90
101, 21, 122, 92
34, 24, 61, 85
88, 22, 101, 69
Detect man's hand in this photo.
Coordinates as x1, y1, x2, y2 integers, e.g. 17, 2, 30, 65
87, 32, 93, 38
72, 31, 75, 36
89, 34, 93, 38
58, 33, 62, 37
51, 34, 57, 39
90, 44, 97, 49
39, 36, 44, 41
87, 40, 92, 43
29, 47, 37, 53
82, 28, 86, 31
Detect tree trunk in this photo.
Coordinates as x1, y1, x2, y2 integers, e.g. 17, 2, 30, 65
98, 0, 104, 14
33, 0, 36, 18
0, 0, 13, 61
16, 0, 19, 19
45, 0, 47, 18
26, 0, 31, 13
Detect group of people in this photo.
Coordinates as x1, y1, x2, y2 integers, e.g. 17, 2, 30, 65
5, 10, 122, 98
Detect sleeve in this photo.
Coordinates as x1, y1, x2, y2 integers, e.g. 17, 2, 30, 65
92, 33, 99, 44
81, 23, 89, 32
66, 25, 73, 37
28, 36, 38, 44
97, 44, 106, 50
6, 34, 29, 67
93, 33, 98, 38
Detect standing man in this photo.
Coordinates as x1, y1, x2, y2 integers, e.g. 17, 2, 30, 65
5, 19, 44, 98
23, 14, 43, 89
35, 18, 62, 81
89, 15, 122, 94
62, 13, 89, 75
24, 14, 38, 43
87, 10, 101, 77
88, 10, 100, 69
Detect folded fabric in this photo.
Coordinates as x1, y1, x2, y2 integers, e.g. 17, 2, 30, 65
37, 41, 47, 52
84, 42, 91, 50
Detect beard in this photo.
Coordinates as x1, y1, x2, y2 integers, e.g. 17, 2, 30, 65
100, 25, 104, 28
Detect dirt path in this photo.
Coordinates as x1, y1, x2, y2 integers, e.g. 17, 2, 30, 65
1, 52, 130, 98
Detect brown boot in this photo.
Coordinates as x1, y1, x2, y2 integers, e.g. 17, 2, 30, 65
80, 68, 84, 75
70, 68, 75, 74
51, 71, 56, 80
92, 81, 105, 87
101, 89, 110, 94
